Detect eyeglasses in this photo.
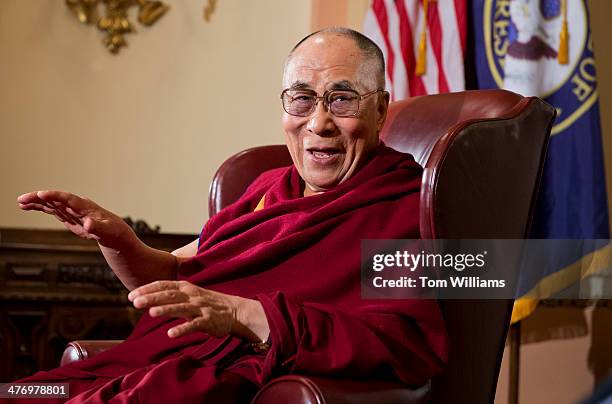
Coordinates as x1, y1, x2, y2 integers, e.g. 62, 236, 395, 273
280, 88, 385, 117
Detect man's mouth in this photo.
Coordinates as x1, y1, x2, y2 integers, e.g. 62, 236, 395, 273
306, 147, 344, 166
307, 148, 343, 159
312, 150, 334, 159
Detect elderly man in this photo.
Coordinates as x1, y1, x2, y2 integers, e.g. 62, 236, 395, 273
15, 28, 447, 403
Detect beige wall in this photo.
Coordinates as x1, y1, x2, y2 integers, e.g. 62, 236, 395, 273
311, 0, 369, 31
0, 0, 311, 234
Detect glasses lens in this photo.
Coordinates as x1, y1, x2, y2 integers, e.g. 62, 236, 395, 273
283, 91, 316, 116
328, 91, 359, 117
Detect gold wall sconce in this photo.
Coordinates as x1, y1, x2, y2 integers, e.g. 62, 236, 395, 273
203, 0, 217, 22
66, 0, 170, 54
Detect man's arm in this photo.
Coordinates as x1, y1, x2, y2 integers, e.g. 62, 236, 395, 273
18, 191, 270, 342
255, 292, 447, 385
96, 234, 195, 290
17, 190, 195, 290
98, 237, 200, 288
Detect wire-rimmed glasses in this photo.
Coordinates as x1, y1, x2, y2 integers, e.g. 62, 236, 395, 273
280, 88, 385, 117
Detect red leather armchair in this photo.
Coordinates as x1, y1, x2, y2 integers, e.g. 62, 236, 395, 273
62, 90, 555, 404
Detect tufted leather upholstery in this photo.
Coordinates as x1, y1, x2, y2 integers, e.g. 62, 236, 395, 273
62, 90, 555, 404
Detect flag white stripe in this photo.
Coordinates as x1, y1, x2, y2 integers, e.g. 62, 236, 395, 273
363, 9, 393, 92
385, 0, 408, 100
424, 24, 440, 94
438, 1, 464, 91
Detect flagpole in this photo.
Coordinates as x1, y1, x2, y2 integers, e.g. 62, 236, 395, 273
508, 321, 521, 404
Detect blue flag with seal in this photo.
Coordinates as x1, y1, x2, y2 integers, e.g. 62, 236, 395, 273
471, 0, 609, 322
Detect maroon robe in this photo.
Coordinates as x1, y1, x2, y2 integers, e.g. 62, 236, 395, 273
13, 144, 448, 403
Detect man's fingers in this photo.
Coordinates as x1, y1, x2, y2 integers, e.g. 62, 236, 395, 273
149, 303, 199, 318
36, 190, 91, 214
132, 290, 189, 309
17, 192, 45, 204
65, 206, 82, 218
167, 320, 201, 338
18, 193, 59, 211
18, 201, 73, 224
41, 200, 82, 226
18, 190, 122, 246
128, 280, 181, 301
18, 202, 51, 212
19, 191, 91, 217
46, 202, 81, 225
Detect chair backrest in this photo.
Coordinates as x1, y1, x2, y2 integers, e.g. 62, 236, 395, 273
381, 90, 554, 404
208, 89, 555, 403
208, 146, 293, 217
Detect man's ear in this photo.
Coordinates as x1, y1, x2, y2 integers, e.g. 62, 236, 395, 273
376, 91, 391, 132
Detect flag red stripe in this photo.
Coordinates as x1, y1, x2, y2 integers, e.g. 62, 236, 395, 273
394, 0, 427, 96
453, 0, 467, 55
373, 0, 395, 85
428, 5, 450, 93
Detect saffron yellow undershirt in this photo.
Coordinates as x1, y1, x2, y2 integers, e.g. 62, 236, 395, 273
254, 195, 266, 212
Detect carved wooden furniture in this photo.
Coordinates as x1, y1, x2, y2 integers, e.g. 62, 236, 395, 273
0, 227, 194, 382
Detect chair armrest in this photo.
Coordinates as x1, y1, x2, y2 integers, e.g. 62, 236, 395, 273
60, 340, 124, 366
251, 375, 430, 404
61, 343, 429, 404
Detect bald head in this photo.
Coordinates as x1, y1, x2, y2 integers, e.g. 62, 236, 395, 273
283, 27, 386, 91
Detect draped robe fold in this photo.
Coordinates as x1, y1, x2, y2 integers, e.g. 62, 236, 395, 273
12, 144, 448, 403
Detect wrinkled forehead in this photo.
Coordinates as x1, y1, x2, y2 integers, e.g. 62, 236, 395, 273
283, 35, 368, 91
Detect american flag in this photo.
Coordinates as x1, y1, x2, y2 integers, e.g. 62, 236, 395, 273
363, 0, 467, 100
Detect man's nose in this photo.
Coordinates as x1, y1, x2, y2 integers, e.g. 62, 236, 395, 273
306, 101, 337, 137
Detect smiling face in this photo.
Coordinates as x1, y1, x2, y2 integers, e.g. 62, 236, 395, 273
282, 34, 389, 196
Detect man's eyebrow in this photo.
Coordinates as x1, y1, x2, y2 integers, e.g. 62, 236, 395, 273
288, 81, 311, 90
288, 80, 357, 91
328, 80, 356, 91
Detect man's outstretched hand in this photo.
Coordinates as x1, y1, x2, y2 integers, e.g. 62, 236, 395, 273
17, 190, 132, 250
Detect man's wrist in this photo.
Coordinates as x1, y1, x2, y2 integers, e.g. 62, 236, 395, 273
97, 216, 139, 252
234, 298, 270, 343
